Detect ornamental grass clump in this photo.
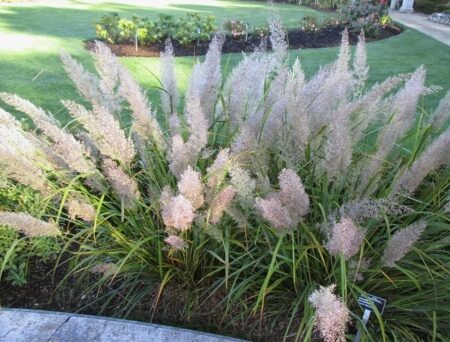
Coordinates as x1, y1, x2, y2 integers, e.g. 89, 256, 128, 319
0, 15, 449, 341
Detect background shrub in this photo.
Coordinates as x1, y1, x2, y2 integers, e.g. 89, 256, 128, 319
95, 12, 217, 46
414, 0, 450, 14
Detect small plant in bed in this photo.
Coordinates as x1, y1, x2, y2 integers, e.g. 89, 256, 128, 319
1, 14, 449, 340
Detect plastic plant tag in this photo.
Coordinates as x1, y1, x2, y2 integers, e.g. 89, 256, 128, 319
357, 293, 386, 314
355, 293, 387, 342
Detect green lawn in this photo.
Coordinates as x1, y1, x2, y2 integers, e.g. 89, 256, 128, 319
0, 0, 449, 123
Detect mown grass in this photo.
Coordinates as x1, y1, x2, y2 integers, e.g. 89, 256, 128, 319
0, 0, 449, 124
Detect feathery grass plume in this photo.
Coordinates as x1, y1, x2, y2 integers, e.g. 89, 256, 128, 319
60, 52, 114, 112
380, 66, 427, 148
268, 14, 287, 57
0, 107, 21, 127
66, 195, 96, 222
353, 30, 369, 94
0, 145, 51, 195
168, 113, 182, 137
284, 58, 309, 163
277, 168, 309, 221
0, 120, 41, 160
223, 51, 280, 130
230, 165, 256, 202
118, 62, 165, 150
91, 41, 121, 112
350, 76, 404, 144
168, 134, 191, 178
303, 33, 353, 136
382, 221, 426, 267
91, 262, 119, 277
159, 186, 174, 208
206, 148, 230, 188
298, 64, 335, 133
185, 94, 208, 155
309, 284, 350, 342
359, 67, 428, 194
62, 100, 135, 166
431, 90, 450, 128
339, 198, 412, 223
160, 39, 179, 115
164, 235, 187, 250
169, 94, 208, 178
326, 218, 365, 260
324, 105, 353, 180
261, 68, 289, 145
0, 122, 52, 195
186, 35, 223, 121
391, 128, 450, 196
255, 196, 293, 231
0, 93, 97, 175
209, 186, 236, 224
0, 212, 60, 237
162, 194, 195, 231
178, 166, 204, 210
337, 28, 350, 71
76, 132, 100, 162
102, 158, 140, 207
330, 28, 353, 104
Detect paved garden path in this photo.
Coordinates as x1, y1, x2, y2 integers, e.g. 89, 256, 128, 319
0, 308, 246, 342
390, 11, 450, 46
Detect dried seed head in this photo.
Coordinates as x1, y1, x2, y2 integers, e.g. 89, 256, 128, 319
309, 284, 350, 342
178, 166, 204, 210
210, 186, 236, 224
0, 212, 60, 237
382, 221, 426, 267
255, 196, 293, 231
164, 235, 187, 250
102, 158, 140, 207
277, 168, 309, 221
160, 39, 179, 114
162, 194, 195, 231
66, 195, 96, 222
326, 218, 365, 260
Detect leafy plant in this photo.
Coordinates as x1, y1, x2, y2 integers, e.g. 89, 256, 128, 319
1, 17, 450, 341
94, 12, 217, 47
95, 13, 121, 44
223, 19, 248, 39
342, 0, 388, 23
0, 225, 61, 286
379, 14, 391, 25
251, 25, 270, 37
172, 13, 217, 46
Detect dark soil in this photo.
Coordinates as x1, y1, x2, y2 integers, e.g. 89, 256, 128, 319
85, 25, 402, 58
0, 257, 299, 341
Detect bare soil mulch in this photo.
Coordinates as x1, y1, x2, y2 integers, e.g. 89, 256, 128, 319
85, 25, 402, 58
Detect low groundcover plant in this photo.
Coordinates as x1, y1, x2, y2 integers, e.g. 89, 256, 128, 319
0, 15, 449, 341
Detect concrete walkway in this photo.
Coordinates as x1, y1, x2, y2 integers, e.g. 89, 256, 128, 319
0, 308, 246, 342
390, 11, 450, 46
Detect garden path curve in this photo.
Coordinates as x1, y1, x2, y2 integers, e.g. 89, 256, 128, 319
390, 10, 450, 45
0, 308, 247, 342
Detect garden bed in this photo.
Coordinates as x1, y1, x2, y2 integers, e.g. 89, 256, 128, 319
85, 25, 402, 57
0, 259, 291, 341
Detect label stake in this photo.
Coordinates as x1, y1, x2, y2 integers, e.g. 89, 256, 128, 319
355, 293, 386, 342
